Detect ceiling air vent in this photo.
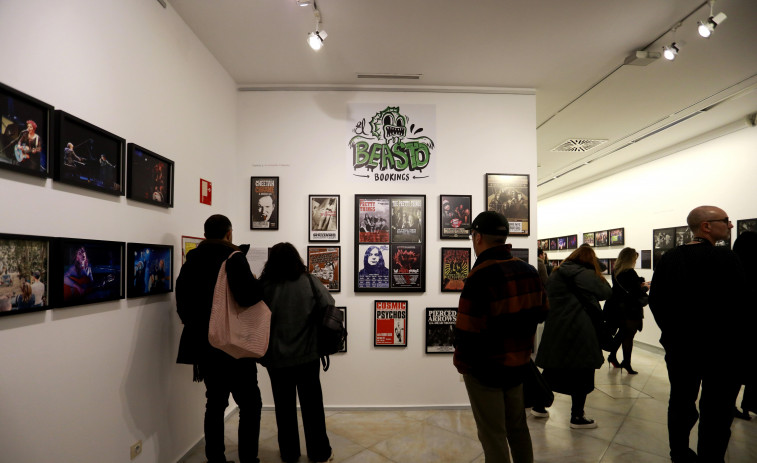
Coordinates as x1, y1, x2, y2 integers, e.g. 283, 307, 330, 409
551, 138, 607, 152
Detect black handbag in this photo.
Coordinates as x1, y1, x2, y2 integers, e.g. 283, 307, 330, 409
307, 275, 347, 371
523, 360, 554, 408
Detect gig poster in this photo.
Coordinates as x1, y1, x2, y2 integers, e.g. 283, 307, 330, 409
391, 244, 422, 288
250, 177, 278, 230
374, 300, 407, 347
485, 173, 530, 236
440, 248, 470, 292
425, 308, 456, 354
355, 195, 426, 292
307, 246, 340, 292
309, 195, 339, 242
440, 195, 471, 239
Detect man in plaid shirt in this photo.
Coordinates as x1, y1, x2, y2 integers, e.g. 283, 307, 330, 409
454, 211, 549, 463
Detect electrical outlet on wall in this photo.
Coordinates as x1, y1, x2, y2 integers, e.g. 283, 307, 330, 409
130, 440, 142, 460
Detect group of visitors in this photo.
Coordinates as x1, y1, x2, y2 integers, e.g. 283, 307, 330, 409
176, 214, 333, 463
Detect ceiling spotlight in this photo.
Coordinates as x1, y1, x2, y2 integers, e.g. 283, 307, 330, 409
697, 12, 727, 37
663, 42, 680, 61
307, 30, 327, 51
296, 0, 312, 6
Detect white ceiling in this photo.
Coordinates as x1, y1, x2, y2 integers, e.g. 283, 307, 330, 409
169, 0, 757, 198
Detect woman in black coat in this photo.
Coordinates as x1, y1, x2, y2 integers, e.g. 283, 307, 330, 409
536, 246, 612, 429
605, 247, 649, 374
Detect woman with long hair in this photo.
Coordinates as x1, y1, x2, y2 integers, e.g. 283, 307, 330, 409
16, 281, 35, 309
605, 247, 649, 374
535, 245, 612, 429
260, 243, 334, 463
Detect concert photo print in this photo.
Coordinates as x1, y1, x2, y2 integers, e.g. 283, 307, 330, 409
0, 82, 53, 178
0, 233, 51, 317
55, 238, 124, 308
54, 111, 124, 196
127, 243, 173, 298
127, 144, 174, 208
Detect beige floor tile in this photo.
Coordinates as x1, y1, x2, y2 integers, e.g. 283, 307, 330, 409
370, 422, 482, 463
324, 411, 417, 448
423, 409, 479, 441
627, 397, 668, 425
599, 442, 671, 463
594, 384, 652, 399
530, 426, 611, 462
612, 415, 670, 459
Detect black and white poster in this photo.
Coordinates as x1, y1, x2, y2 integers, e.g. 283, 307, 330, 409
425, 308, 456, 354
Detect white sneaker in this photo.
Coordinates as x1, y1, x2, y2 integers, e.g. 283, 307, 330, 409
531, 407, 550, 418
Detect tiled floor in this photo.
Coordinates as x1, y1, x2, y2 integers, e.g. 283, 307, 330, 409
180, 348, 757, 462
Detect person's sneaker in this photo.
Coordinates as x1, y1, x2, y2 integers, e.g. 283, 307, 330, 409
531, 406, 550, 418
570, 415, 597, 429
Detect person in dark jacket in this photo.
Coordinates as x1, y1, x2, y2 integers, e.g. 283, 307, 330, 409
454, 211, 549, 463
649, 206, 748, 463
733, 231, 757, 420
176, 214, 265, 463
260, 243, 334, 463
535, 245, 612, 429
604, 247, 649, 374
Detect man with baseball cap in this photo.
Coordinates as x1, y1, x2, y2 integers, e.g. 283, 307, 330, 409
454, 211, 549, 463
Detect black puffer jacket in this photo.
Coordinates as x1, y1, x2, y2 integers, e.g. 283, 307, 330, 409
175, 239, 264, 366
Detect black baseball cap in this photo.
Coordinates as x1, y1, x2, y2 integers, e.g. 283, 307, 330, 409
467, 211, 510, 236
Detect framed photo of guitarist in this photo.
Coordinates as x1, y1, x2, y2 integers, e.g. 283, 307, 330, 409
0, 82, 54, 179
53, 238, 124, 308
53, 110, 125, 196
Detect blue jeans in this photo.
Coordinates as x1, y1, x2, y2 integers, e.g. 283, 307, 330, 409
463, 374, 533, 463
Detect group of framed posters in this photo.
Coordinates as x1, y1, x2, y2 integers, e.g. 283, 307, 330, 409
0, 232, 173, 318
0, 82, 175, 206
355, 194, 426, 292
485, 173, 530, 236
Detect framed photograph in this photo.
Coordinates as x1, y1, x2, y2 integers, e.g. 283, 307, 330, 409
441, 247, 470, 292
598, 258, 610, 275
250, 176, 279, 230
674, 226, 693, 246
440, 195, 471, 239
53, 110, 124, 196
539, 239, 549, 251
653, 227, 676, 269
426, 307, 456, 354
53, 238, 124, 308
608, 258, 617, 275
567, 235, 578, 249
549, 238, 557, 251
511, 248, 529, 264
0, 233, 51, 316
337, 307, 347, 353
307, 246, 340, 292
127, 243, 173, 298
557, 236, 567, 250
0, 82, 53, 178
181, 236, 203, 265
609, 228, 625, 246
355, 195, 426, 292
309, 195, 340, 242
640, 250, 652, 269
583, 232, 595, 246
374, 300, 407, 347
485, 173, 530, 236
594, 230, 609, 247
737, 218, 757, 237
126, 143, 174, 208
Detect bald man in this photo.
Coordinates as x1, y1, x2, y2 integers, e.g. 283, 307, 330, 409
649, 205, 748, 463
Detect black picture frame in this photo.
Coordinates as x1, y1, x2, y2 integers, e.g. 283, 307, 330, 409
0, 82, 53, 178
511, 248, 530, 264
737, 218, 757, 237
53, 237, 124, 308
307, 246, 340, 292
355, 194, 426, 292
549, 238, 557, 251
609, 228, 625, 246
374, 300, 407, 347
567, 235, 578, 249
583, 232, 595, 246
441, 247, 470, 292
598, 258, 610, 275
126, 143, 174, 208
440, 194, 471, 239
557, 236, 568, 250
126, 243, 173, 298
250, 176, 279, 230
594, 230, 609, 247
309, 195, 340, 242
425, 307, 456, 354
337, 307, 347, 353
0, 233, 52, 316
674, 226, 693, 246
53, 110, 124, 196
485, 173, 530, 236
652, 227, 676, 269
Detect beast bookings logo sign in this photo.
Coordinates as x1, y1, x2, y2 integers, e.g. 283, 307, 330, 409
347, 104, 436, 183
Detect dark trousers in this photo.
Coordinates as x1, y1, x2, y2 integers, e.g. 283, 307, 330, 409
267, 360, 331, 462
202, 353, 262, 463
665, 353, 739, 462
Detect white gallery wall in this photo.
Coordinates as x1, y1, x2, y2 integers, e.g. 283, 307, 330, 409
0, 1, 238, 462
538, 125, 757, 348
234, 90, 538, 407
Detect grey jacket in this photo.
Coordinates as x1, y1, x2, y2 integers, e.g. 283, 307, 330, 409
535, 260, 612, 370
262, 273, 335, 369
